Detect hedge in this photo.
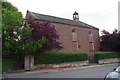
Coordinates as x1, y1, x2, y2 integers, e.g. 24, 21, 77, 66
2, 59, 15, 71
94, 52, 120, 62
34, 52, 88, 65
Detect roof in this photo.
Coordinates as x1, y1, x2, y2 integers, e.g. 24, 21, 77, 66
28, 11, 99, 30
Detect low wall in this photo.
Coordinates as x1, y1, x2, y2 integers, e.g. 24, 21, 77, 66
98, 58, 120, 64
34, 60, 89, 70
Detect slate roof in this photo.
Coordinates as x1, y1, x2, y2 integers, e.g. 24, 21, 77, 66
29, 11, 99, 30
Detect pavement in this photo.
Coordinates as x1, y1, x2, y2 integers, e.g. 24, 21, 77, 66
2, 63, 119, 78
3, 63, 119, 75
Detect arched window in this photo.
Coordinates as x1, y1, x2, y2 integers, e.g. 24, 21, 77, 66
72, 28, 77, 42
88, 31, 94, 51
72, 28, 78, 51
89, 31, 93, 36
89, 31, 93, 42
72, 28, 77, 33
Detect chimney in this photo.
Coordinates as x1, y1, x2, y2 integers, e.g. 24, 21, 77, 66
73, 11, 79, 21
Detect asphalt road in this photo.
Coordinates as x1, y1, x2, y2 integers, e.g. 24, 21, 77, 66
3, 64, 119, 78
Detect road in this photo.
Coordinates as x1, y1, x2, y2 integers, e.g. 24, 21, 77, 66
3, 64, 118, 78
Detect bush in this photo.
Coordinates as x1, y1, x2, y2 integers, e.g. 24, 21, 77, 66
2, 59, 15, 71
94, 52, 120, 62
34, 52, 88, 65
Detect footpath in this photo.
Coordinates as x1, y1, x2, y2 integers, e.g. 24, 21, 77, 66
2, 63, 118, 75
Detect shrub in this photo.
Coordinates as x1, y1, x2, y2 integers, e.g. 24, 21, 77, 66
2, 59, 15, 71
34, 52, 88, 65
94, 52, 120, 62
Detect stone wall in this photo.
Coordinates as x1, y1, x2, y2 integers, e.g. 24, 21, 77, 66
98, 58, 120, 64
34, 61, 89, 70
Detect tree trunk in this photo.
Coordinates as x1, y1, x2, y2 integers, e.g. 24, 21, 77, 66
24, 55, 34, 71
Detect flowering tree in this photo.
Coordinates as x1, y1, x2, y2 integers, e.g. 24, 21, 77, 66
26, 16, 62, 52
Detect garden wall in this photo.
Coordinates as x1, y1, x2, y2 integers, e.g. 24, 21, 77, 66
94, 52, 120, 64
34, 60, 89, 70
98, 58, 120, 64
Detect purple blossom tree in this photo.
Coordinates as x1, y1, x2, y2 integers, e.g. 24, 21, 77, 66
26, 16, 62, 52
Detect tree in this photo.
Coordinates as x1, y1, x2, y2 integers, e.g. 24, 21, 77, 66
100, 29, 120, 52
2, 1, 47, 70
26, 15, 62, 52
2, 1, 22, 55
2, 1, 62, 70
2, 1, 23, 69
2, 1, 46, 55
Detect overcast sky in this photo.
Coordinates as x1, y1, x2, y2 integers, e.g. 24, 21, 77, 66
7, 0, 119, 33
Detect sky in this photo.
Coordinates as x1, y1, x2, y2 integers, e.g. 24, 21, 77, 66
7, 0, 119, 34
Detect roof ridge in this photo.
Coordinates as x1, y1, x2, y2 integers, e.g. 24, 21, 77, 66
28, 11, 99, 30
30, 11, 75, 22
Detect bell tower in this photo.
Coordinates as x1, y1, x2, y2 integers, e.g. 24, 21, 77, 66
73, 11, 79, 21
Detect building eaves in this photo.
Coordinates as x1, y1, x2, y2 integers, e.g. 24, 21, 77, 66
29, 11, 99, 30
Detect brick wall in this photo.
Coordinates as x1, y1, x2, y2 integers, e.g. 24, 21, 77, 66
51, 22, 100, 55
26, 12, 100, 55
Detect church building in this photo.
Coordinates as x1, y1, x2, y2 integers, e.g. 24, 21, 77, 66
26, 11, 100, 56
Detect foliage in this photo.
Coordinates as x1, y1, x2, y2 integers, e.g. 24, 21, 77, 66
3, 22, 46, 55
26, 16, 62, 51
2, 58, 15, 71
2, 1, 47, 55
2, 1, 22, 55
2, 2, 22, 29
100, 29, 120, 52
34, 52, 88, 65
94, 52, 120, 62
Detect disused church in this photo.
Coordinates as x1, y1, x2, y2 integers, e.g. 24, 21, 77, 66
26, 11, 100, 56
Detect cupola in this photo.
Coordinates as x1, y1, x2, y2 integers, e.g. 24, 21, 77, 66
73, 11, 79, 21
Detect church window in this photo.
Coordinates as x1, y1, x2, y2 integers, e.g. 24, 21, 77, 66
72, 28, 77, 33
89, 31, 93, 43
88, 31, 95, 51
89, 31, 93, 36
72, 28, 77, 42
